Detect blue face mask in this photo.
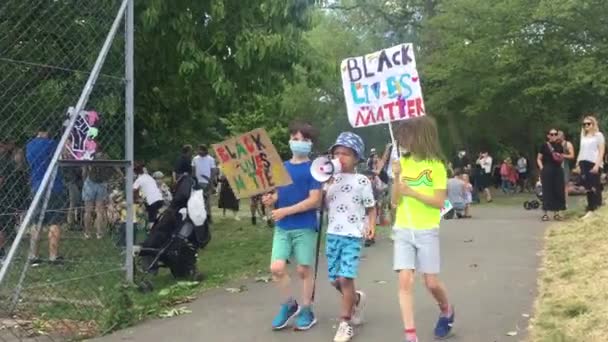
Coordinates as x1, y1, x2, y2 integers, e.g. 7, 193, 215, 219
289, 140, 312, 157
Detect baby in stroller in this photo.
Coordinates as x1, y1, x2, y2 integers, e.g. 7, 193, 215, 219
136, 175, 211, 287
523, 179, 543, 210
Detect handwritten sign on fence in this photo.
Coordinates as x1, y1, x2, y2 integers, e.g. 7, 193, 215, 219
213, 128, 292, 199
64, 107, 100, 160
340, 43, 426, 128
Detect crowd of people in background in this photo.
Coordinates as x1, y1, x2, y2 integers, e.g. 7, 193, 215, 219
1, 113, 606, 269
1, 112, 608, 342
0, 124, 244, 265
441, 113, 606, 222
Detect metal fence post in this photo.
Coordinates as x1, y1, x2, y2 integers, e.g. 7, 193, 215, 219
124, 0, 135, 283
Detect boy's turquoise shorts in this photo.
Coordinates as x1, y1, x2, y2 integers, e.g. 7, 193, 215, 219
271, 227, 318, 266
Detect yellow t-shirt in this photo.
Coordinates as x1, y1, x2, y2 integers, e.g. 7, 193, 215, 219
394, 157, 447, 230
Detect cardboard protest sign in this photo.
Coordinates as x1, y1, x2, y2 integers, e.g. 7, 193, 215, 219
213, 128, 292, 199
340, 43, 426, 128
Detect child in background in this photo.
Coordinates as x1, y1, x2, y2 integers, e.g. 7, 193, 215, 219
391, 116, 455, 342
326, 132, 376, 341
153, 171, 173, 207
363, 170, 383, 246
461, 173, 473, 218
500, 158, 511, 193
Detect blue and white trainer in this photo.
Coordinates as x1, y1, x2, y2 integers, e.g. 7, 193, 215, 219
272, 301, 300, 330
294, 306, 317, 331
434, 305, 455, 339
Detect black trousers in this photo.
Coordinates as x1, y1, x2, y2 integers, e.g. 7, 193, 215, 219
579, 161, 603, 211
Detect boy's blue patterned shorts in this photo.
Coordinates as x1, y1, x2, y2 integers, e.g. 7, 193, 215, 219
326, 234, 364, 282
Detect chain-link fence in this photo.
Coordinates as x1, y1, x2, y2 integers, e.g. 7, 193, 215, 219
0, 0, 133, 340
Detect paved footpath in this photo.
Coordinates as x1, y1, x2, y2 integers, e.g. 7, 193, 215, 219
93, 205, 545, 342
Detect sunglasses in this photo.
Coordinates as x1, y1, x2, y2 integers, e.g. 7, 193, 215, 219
548, 132, 558, 136
583, 122, 593, 126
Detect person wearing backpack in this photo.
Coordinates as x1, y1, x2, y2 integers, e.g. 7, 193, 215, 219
82, 148, 114, 239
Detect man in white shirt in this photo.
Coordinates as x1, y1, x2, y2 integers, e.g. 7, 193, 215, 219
192, 144, 216, 222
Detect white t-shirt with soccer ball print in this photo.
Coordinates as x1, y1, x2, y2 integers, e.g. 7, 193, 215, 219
326, 173, 375, 238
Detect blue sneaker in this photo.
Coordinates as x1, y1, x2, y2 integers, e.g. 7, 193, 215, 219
434, 306, 455, 339
272, 301, 300, 330
294, 306, 317, 331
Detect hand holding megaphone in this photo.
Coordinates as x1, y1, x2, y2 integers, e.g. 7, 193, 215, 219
310, 156, 343, 182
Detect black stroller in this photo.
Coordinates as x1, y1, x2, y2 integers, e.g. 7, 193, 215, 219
136, 176, 211, 291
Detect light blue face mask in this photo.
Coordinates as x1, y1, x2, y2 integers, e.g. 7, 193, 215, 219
289, 140, 312, 157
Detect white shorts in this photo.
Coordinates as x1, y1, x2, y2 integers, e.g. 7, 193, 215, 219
393, 227, 440, 274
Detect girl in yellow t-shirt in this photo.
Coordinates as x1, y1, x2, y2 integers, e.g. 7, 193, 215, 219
390, 116, 454, 342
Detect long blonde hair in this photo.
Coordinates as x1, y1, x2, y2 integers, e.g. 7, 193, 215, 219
581, 114, 600, 137
396, 116, 445, 161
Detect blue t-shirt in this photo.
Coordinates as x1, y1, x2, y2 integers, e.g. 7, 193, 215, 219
276, 161, 321, 230
26, 137, 64, 193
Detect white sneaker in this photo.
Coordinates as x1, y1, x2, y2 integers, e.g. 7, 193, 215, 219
582, 211, 595, 220
351, 290, 366, 325
334, 321, 354, 342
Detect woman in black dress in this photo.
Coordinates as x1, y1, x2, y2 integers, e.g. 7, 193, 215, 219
537, 128, 566, 221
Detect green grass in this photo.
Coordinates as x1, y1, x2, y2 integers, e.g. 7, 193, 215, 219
0, 206, 274, 339
529, 197, 608, 342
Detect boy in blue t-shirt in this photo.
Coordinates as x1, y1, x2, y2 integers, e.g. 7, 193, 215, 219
263, 120, 322, 331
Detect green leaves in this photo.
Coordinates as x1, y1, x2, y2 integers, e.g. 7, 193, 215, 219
133, 0, 316, 159
421, 0, 608, 155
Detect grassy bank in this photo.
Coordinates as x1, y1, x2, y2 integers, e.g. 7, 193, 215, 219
529, 207, 608, 342
0, 207, 274, 339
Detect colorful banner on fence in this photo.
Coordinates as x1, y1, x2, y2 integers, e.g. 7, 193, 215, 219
212, 128, 292, 199
64, 107, 100, 160
341, 43, 426, 128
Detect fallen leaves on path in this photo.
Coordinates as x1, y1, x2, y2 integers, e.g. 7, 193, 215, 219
225, 285, 248, 293
159, 307, 192, 318
255, 275, 272, 283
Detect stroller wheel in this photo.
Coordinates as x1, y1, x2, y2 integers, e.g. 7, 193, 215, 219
532, 200, 540, 209
523, 201, 531, 210
138, 280, 154, 293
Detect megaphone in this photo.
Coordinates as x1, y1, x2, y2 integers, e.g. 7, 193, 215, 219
310, 156, 342, 182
